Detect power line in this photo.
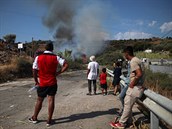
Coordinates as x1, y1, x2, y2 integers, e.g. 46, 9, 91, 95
161, 30, 172, 38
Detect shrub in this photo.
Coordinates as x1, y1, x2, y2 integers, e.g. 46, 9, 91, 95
136, 52, 171, 59
144, 69, 172, 98
0, 56, 33, 83
66, 59, 85, 71
0, 64, 16, 83
96, 51, 123, 66
57, 50, 85, 71
16, 57, 33, 77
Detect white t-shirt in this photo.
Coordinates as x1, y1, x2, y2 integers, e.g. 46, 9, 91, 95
87, 61, 99, 80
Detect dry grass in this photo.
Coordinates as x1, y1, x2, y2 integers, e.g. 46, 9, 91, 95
0, 57, 18, 82
144, 81, 172, 99
0, 43, 5, 51
143, 69, 172, 99
0, 56, 33, 83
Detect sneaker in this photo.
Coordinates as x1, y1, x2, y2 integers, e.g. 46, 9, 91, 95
109, 122, 125, 129
46, 123, 51, 127
29, 117, 38, 124
86, 93, 91, 95
46, 120, 53, 127
116, 111, 122, 117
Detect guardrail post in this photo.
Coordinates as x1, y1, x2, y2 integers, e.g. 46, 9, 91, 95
151, 111, 159, 129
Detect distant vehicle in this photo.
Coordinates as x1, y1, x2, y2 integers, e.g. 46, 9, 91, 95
144, 49, 152, 53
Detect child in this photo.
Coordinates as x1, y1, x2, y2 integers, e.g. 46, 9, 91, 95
99, 68, 107, 95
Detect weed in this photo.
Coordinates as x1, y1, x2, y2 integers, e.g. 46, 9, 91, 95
0, 56, 33, 83
144, 69, 172, 99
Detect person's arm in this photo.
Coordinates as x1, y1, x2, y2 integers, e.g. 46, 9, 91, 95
97, 63, 99, 76
57, 61, 68, 76
87, 69, 90, 77
87, 63, 91, 77
97, 69, 99, 76
32, 56, 39, 85
33, 69, 39, 85
129, 68, 142, 88
99, 74, 101, 81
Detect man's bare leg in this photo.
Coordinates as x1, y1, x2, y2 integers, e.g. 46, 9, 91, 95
32, 97, 44, 120
47, 95, 55, 123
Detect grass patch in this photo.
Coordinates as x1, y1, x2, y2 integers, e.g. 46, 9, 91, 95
136, 52, 171, 59
96, 50, 123, 67
67, 59, 85, 71
0, 56, 33, 83
144, 69, 172, 99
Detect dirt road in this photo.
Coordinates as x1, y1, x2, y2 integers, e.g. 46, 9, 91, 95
0, 70, 141, 129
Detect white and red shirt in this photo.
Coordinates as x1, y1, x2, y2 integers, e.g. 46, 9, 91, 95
32, 51, 65, 87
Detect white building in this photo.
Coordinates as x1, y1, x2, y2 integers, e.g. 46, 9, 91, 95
144, 49, 152, 53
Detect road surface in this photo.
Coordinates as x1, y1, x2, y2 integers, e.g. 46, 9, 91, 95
0, 70, 143, 129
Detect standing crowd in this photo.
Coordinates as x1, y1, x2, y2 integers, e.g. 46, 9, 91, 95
29, 43, 144, 128
86, 46, 144, 128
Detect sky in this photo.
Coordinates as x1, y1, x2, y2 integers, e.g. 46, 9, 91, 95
0, 0, 172, 42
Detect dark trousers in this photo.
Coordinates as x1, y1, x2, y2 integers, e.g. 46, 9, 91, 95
88, 80, 97, 93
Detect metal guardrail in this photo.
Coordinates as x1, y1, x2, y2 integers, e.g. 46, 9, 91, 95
107, 68, 172, 129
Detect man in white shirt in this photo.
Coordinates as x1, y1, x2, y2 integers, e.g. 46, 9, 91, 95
87, 56, 99, 95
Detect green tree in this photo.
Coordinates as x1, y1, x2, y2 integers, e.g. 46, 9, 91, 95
3, 34, 16, 43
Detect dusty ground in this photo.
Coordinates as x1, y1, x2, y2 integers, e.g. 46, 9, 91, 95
0, 70, 143, 129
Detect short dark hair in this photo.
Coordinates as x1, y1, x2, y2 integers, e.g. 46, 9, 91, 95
102, 68, 106, 73
45, 43, 54, 51
116, 61, 121, 67
123, 46, 134, 56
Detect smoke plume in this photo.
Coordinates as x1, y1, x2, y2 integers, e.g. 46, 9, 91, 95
42, 0, 108, 56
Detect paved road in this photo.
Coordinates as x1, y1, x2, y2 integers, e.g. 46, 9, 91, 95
0, 70, 142, 129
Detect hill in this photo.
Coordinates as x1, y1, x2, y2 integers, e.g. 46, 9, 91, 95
97, 38, 172, 66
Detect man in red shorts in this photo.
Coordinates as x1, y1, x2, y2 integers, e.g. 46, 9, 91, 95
29, 43, 68, 127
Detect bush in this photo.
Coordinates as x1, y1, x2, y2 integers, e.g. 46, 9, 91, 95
67, 59, 85, 71
0, 64, 17, 83
96, 51, 123, 67
144, 69, 172, 98
136, 52, 171, 59
16, 57, 33, 77
57, 50, 85, 71
0, 56, 33, 83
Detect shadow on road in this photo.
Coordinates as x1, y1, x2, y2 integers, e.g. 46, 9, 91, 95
54, 108, 119, 124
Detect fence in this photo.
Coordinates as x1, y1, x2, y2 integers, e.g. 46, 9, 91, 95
107, 69, 172, 129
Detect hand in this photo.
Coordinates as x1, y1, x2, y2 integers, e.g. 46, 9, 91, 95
129, 81, 134, 88
56, 71, 61, 76
35, 82, 39, 86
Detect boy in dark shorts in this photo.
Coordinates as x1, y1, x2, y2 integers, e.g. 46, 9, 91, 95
99, 68, 107, 95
